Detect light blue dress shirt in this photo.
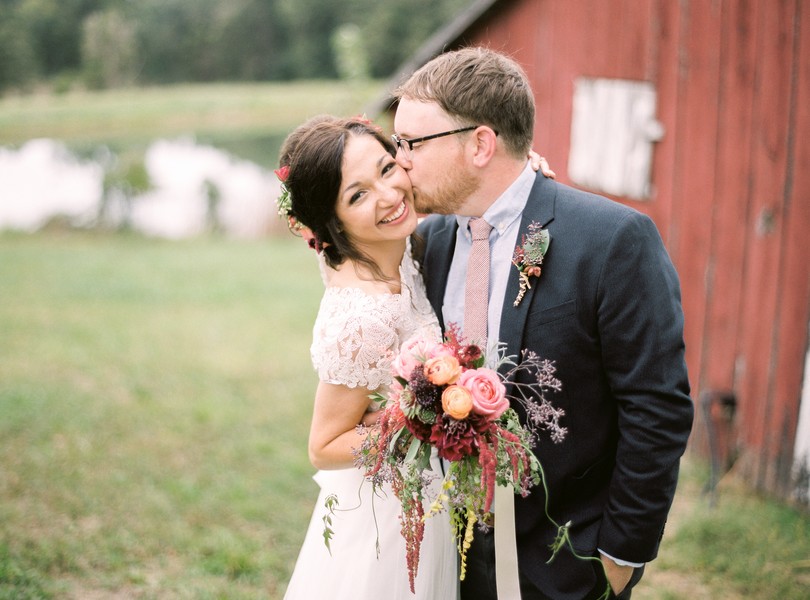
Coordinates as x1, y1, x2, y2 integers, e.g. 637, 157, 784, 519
441, 161, 536, 363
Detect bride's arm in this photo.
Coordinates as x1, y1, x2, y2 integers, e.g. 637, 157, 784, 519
308, 381, 374, 470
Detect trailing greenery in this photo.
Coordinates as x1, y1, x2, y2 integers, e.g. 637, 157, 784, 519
0, 0, 473, 93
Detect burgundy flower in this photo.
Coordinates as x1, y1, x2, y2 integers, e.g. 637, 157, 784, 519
405, 414, 434, 444
429, 413, 491, 461
409, 366, 442, 412
457, 344, 483, 369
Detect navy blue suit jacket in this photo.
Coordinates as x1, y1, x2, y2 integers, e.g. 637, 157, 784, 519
416, 173, 693, 598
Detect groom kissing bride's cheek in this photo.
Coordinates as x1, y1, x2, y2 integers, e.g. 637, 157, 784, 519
280, 47, 693, 600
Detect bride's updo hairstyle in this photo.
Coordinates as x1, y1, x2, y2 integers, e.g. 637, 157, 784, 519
279, 115, 397, 280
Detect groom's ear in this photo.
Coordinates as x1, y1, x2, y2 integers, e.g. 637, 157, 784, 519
470, 126, 498, 168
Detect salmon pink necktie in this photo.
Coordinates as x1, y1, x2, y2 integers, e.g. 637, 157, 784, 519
465, 217, 522, 599
463, 218, 492, 346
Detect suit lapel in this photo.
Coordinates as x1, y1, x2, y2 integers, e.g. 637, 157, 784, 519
498, 175, 557, 378
425, 217, 458, 332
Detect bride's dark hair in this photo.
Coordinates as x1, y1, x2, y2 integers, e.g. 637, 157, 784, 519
279, 115, 398, 281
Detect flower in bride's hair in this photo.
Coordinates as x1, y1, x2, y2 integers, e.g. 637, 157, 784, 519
441, 385, 473, 420
274, 165, 290, 182
353, 114, 383, 133
459, 368, 508, 419
424, 355, 462, 386
274, 166, 293, 222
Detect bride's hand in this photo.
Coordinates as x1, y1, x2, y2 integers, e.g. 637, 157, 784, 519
529, 151, 556, 179
361, 410, 381, 428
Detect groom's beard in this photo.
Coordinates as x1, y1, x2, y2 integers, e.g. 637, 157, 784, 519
413, 163, 479, 216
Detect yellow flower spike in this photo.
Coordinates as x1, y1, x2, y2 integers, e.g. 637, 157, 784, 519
423, 494, 449, 522
458, 511, 477, 581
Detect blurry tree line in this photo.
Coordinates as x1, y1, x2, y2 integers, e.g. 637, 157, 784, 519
0, 0, 472, 93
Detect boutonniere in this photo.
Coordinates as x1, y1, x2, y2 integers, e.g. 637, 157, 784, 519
511, 221, 550, 307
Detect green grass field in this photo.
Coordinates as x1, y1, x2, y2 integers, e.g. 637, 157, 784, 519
1, 82, 808, 599
0, 231, 324, 599
2, 231, 808, 599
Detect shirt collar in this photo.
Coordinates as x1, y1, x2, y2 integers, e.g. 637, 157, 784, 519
456, 161, 535, 238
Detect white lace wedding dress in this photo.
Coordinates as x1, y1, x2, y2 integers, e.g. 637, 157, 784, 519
283, 240, 458, 600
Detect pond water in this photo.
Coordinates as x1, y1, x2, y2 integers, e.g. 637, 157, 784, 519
0, 138, 283, 238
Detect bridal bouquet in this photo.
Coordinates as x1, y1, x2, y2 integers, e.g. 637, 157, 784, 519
351, 324, 567, 592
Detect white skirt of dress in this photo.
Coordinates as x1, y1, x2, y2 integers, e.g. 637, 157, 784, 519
283, 458, 458, 599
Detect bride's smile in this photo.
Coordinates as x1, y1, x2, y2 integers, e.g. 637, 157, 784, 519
379, 200, 408, 225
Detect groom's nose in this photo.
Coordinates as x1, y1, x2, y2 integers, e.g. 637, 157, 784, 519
395, 149, 412, 170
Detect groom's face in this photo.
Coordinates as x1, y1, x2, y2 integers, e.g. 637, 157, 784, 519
393, 98, 477, 215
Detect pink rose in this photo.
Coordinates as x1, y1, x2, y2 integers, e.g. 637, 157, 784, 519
388, 378, 404, 405
459, 368, 508, 419
441, 385, 474, 420
393, 335, 433, 379
428, 343, 456, 359
424, 355, 462, 386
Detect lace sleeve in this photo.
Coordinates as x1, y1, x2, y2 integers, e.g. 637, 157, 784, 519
310, 288, 400, 391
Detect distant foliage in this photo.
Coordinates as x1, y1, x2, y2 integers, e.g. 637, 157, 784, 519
81, 9, 139, 89
332, 24, 370, 81
0, 0, 474, 93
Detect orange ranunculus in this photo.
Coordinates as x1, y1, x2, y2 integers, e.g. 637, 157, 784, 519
441, 385, 473, 420
424, 355, 462, 386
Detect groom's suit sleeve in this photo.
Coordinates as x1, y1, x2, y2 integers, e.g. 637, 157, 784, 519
593, 209, 693, 563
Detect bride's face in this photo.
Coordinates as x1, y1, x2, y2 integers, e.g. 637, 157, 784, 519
334, 133, 417, 248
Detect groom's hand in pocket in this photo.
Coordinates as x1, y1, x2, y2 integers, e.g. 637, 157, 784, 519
600, 555, 634, 596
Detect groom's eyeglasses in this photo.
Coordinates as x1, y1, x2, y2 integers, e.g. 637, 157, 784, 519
392, 126, 482, 160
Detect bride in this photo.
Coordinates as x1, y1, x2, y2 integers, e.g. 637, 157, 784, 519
279, 116, 457, 599
279, 116, 550, 599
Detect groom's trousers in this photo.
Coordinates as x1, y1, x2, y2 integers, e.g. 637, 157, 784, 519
458, 527, 644, 600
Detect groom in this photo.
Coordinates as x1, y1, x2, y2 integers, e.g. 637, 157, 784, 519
392, 48, 693, 599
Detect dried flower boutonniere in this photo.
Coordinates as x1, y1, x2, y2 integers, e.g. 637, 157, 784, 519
512, 221, 550, 307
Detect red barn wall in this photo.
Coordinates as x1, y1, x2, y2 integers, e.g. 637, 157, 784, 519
452, 0, 810, 497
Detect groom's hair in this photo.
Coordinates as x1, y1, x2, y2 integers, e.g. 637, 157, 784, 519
393, 47, 535, 159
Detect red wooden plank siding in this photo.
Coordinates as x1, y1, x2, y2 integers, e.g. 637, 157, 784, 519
671, 0, 724, 427
763, 0, 810, 494
650, 0, 683, 250
694, 0, 761, 456
736, 0, 798, 490
528, 1, 557, 163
